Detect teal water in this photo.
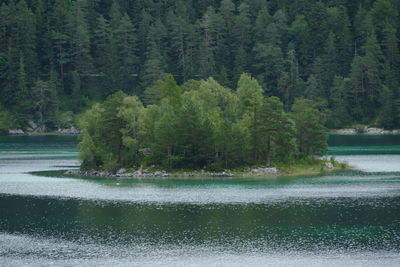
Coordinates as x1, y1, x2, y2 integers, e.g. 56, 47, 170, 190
328, 134, 400, 155
0, 135, 399, 266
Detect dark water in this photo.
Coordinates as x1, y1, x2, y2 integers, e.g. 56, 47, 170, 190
0, 135, 399, 266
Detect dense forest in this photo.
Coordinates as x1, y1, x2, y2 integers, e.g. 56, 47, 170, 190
79, 74, 327, 171
0, 0, 400, 132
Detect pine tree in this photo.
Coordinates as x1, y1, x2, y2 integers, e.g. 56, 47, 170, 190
166, 9, 191, 82
51, 0, 71, 90
378, 85, 397, 129
32, 78, 58, 130
114, 13, 138, 92
141, 24, 166, 89
68, 0, 93, 74
329, 76, 352, 128
15, 54, 32, 125
253, 43, 284, 95
254, 4, 272, 44
363, 31, 384, 118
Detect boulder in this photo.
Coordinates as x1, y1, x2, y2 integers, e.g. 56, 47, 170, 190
57, 126, 80, 135
116, 168, 126, 174
8, 129, 24, 135
251, 167, 279, 175
323, 162, 334, 170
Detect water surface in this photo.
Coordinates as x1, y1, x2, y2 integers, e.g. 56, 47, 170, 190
0, 135, 399, 266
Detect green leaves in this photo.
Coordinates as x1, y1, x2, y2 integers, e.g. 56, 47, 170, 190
291, 98, 328, 157
79, 74, 330, 171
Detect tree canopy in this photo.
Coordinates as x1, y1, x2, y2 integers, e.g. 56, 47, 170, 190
79, 74, 327, 171
1, 0, 400, 130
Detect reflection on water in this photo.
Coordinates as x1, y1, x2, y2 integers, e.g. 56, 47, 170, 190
0, 135, 400, 266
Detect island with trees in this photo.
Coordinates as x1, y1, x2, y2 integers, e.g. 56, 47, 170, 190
74, 73, 343, 178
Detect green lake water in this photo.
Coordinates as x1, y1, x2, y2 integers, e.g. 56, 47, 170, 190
0, 135, 399, 266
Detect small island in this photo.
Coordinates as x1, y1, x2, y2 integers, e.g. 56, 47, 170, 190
74, 73, 346, 179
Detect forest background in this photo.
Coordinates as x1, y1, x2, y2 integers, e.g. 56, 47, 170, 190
0, 0, 400, 133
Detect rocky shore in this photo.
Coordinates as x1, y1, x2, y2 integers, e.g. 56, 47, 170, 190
64, 167, 282, 179
8, 126, 80, 135
331, 127, 400, 135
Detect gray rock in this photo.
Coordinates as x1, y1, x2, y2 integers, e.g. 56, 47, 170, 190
116, 168, 126, 174
57, 126, 80, 135
8, 129, 24, 135
139, 148, 151, 156
251, 167, 279, 175
323, 162, 334, 169
64, 170, 80, 175
28, 120, 38, 130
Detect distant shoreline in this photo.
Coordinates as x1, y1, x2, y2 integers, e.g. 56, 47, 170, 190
6, 126, 80, 136
6, 127, 400, 136
330, 127, 400, 135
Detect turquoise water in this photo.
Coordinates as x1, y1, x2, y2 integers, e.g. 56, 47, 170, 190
0, 135, 399, 266
328, 134, 400, 155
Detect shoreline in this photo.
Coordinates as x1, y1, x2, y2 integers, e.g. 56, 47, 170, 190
6, 126, 80, 136
330, 127, 400, 135
5, 127, 400, 136
59, 161, 349, 180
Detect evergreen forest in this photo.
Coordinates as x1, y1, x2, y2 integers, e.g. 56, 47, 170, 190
1, 0, 400, 132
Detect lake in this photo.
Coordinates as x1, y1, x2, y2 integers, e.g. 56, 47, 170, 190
0, 135, 399, 266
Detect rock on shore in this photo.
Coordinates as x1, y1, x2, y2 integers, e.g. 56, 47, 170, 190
64, 169, 170, 178
251, 167, 280, 175
331, 127, 400, 135
64, 166, 288, 179
64, 168, 237, 179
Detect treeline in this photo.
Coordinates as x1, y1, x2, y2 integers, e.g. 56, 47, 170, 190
79, 74, 327, 171
0, 0, 400, 130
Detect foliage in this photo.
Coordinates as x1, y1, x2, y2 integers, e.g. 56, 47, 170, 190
0, 105, 17, 133
79, 75, 327, 171
291, 98, 329, 157
0, 0, 399, 130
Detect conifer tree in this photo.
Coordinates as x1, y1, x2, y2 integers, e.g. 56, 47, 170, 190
291, 98, 328, 157
32, 78, 58, 130
141, 24, 166, 89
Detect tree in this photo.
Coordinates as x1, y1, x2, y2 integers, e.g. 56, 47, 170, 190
14, 54, 32, 125
378, 85, 397, 129
0, 105, 17, 133
328, 76, 352, 128
176, 95, 213, 168
153, 99, 180, 168
291, 98, 328, 157
118, 95, 144, 166
160, 74, 182, 111
236, 73, 264, 161
68, 0, 93, 75
349, 31, 384, 121
114, 13, 138, 93
141, 23, 166, 89
79, 103, 104, 170
253, 43, 284, 95
260, 97, 297, 166
32, 79, 58, 130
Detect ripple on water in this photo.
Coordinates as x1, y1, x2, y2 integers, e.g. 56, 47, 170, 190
1, 233, 399, 267
1, 135, 400, 266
